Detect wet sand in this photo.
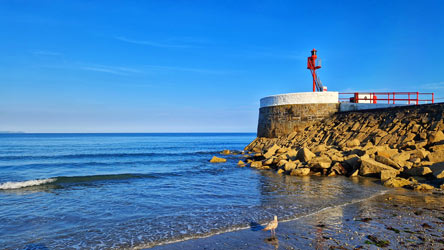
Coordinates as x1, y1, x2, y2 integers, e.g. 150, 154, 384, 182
147, 186, 444, 250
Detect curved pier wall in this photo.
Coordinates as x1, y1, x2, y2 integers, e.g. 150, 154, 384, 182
258, 92, 339, 138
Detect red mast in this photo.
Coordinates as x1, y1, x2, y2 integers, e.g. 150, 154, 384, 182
307, 49, 324, 92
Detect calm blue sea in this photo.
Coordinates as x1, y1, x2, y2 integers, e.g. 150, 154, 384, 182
0, 133, 385, 249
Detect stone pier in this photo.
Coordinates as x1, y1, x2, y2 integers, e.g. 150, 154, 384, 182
257, 92, 339, 138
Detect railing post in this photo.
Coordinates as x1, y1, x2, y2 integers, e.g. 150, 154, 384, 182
408, 93, 410, 105
393, 92, 395, 104
388, 93, 390, 104
416, 92, 419, 105
432, 93, 434, 103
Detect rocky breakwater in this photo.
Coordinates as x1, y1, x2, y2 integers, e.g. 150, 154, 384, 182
244, 103, 444, 191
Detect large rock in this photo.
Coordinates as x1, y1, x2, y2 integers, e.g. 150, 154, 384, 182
403, 166, 432, 176
284, 161, 297, 171
290, 168, 310, 176
277, 160, 287, 168
312, 144, 327, 153
285, 149, 298, 160
383, 177, 412, 188
359, 156, 397, 176
210, 156, 227, 163
375, 155, 400, 169
262, 157, 276, 166
346, 139, 360, 148
429, 162, 444, 178
276, 147, 289, 154
250, 161, 263, 168
430, 144, 444, 152
391, 152, 411, 166
376, 147, 399, 159
310, 155, 332, 169
297, 147, 315, 162
410, 149, 430, 160
220, 149, 231, 155
342, 154, 360, 171
237, 160, 246, 167
429, 130, 444, 144
413, 183, 435, 191
264, 144, 281, 158
426, 150, 444, 163
381, 169, 399, 181
331, 162, 347, 175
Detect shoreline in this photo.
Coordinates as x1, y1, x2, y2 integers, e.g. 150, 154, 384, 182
146, 186, 444, 249
137, 177, 387, 249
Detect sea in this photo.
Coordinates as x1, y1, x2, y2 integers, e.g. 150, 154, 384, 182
0, 133, 386, 249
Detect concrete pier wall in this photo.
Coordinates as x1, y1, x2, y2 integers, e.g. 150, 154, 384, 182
257, 92, 339, 138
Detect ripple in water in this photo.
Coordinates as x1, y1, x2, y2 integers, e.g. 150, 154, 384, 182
0, 133, 386, 249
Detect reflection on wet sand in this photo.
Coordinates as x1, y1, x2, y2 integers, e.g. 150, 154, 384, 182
149, 174, 444, 250
264, 236, 279, 249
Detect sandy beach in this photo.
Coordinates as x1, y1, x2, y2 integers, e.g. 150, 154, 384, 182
149, 181, 444, 250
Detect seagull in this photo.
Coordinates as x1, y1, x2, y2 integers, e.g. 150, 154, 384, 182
263, 215, 278, 237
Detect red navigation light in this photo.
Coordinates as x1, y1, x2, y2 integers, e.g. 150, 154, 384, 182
307, 48, 324, 92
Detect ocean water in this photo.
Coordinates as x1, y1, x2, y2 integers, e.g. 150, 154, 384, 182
0, 133, 386, 249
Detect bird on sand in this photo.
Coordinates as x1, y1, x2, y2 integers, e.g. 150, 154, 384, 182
263, 215, 278, 237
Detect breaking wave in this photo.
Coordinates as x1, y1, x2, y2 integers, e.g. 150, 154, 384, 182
0, 178, 57, 190
0, 173, 157, 190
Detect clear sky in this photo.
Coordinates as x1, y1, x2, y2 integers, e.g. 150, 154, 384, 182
1, 0, 443, 132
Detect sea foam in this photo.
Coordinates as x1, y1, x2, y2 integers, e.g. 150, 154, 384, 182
0, 178, 56, 190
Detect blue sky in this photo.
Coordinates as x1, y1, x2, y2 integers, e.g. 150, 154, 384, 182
1, 0, 443, 132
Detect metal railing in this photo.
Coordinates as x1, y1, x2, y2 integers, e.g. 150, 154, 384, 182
339, 92, 434, 105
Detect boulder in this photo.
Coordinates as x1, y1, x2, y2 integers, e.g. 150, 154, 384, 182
413, 183, 435, 191
297, 147, 315, 162
350, 169, 359, 177
343, 154, 360, 171
410, 149, 430, 160
430, 144, 444, 152
375, 155, 401, 169
312, 144, 327, 153
403, 166, 432, 176
276, 147, 289, 154
349, 148, 366, 156
237, 160, 246, 167
220, 149, 231, 155
426, 150, 444, 163
277, 154, 288, 161
285, 149, 298, 160
359, 156, 397, 176
277, 160, 287, 168
262, 157, 275, 166
290, 168, 310, 176
331, 162, 347, 175
429, 130, 444, 144
391, 152, 411, 166
429, 162, 444, 178
252, 147, 262, 153
284, 161, 297, 172
210, 156, 227, 163
310, 155, 332, 169
376, 147, 398, 159
329, 153, 345, 162
250, 161, 263, 168
383, 177, 412, 188
277, 169, 285, 174
346, 139, 360, 148
264, 144, 281, 158
381, 169, 399, 181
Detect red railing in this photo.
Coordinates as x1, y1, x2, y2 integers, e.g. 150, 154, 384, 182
339, 92, 434, 105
